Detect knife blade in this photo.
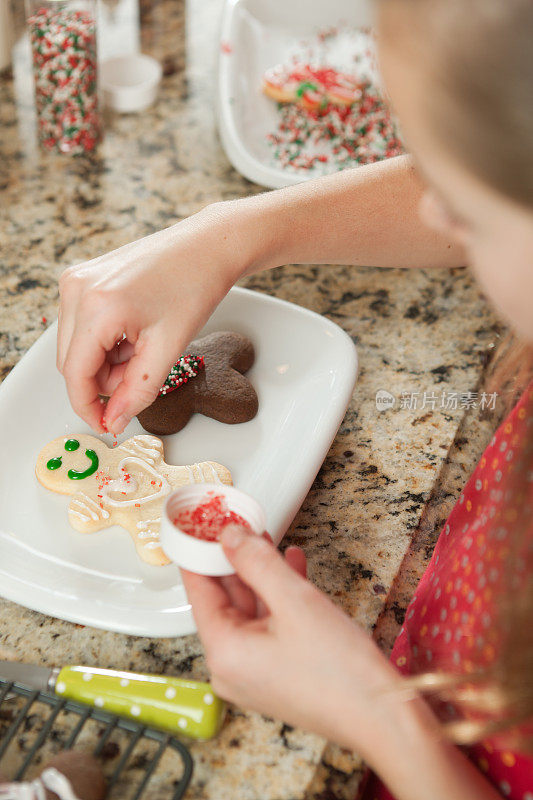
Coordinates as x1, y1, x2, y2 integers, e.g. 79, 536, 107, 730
0, 660, 56, 692
0, 661, 225, 741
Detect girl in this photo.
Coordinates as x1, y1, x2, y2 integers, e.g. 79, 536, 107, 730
57, 0, 533, 797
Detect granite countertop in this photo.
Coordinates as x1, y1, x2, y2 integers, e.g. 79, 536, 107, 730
0, 1, 506, 797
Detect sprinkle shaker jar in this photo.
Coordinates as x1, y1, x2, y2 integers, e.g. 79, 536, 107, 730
26, 0, 100, 153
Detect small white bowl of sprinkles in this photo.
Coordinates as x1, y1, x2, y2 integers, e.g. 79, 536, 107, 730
161, 484, 267, 576
100, 53, 162, 113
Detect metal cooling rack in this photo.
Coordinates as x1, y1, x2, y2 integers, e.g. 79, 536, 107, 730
0, 678, 193, 799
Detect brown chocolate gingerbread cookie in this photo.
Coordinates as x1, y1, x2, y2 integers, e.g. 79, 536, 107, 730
137, 331, 258, 436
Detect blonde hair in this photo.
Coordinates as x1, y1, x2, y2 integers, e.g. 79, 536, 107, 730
378, 0, 533, 207
378, 0, 533, 748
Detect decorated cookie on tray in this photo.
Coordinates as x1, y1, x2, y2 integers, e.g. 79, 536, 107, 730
137, 331, 258, 436
262, 63, 363, 110
36, 433, 232, 566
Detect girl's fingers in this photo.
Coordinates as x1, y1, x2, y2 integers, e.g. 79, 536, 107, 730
95, 362, 128, 397
181, 570, 247, 641
219, 575, 258, 618
57, 299, 77, 374
103, 330, 175, 434
106, 339, 135, 365
62, 322, 124, 431
255, 545, 307, 618
95, 340, 136, 395
220, 525, 308, 613
284, 546, 307, 579
181, 570, 229, 616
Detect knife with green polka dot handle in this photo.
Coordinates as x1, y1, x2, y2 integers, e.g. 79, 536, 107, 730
0, 660, 225, 741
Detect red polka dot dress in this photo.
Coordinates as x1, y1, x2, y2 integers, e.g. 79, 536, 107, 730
364, 381, 533, 800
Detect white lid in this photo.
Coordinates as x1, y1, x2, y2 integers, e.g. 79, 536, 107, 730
161, 484, 267, 576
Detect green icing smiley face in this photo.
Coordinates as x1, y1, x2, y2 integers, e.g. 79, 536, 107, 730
46, 439, 99, 480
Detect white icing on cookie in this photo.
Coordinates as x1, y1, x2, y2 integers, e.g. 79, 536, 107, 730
136, 518, 160, 529
118, 436, 162, 465
68, 510, 91, 523
102, 457, 170, 508
71, 493, 110, 521
185, 462, 222, 483
136, 518, 161, 539
185, 464, 197, 482
131, 438, 161, 459
71, 499, 98, 521
205, 463, 222, 484
120, 444, 154, 465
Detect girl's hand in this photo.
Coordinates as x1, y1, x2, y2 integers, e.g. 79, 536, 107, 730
57, 157, 463, 435
181, 525, 403, 762
57, 203, 251, 434
184, 526, 505, 800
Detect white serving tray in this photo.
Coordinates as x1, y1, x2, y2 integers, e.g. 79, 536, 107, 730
0, 288, 357, 637
217, 0, 374, 188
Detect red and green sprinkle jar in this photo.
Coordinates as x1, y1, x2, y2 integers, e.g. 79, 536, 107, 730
26, 0, 100, 154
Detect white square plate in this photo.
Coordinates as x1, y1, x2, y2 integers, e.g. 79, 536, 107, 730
0, 288, 357, 637
217, 0, 373, 188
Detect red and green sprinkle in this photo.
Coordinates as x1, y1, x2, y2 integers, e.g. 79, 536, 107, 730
28, 6, 100, 154
267, 90, 403, 171
264, 28, 404, 174
158, 355, 205, 397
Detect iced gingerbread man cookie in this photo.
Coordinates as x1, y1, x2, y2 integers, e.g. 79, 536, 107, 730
36, 434, 232, 566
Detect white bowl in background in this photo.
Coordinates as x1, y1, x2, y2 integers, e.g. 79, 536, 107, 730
101, 54, 162, 113
217, 0, 374, 188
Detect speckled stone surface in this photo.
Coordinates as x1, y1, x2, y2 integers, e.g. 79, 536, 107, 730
0, 1, 508, 798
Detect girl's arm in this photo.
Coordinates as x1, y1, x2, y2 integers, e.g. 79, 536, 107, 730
239, 154, 465, 271
182, 528, 502, 800
58, 155, 464, 433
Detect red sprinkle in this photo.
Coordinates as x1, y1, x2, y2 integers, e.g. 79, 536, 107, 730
173, 494, 254, 542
